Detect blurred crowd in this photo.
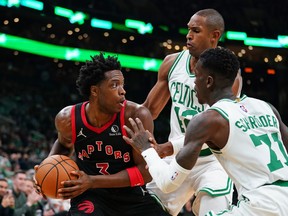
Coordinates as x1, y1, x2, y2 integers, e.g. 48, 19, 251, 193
0, 170, 70, 216
0, 56, 77, 215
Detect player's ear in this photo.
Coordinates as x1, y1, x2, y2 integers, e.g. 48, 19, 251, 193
207, 75, 214, 88
211, 30, 221, 43
90, 85, 99, 97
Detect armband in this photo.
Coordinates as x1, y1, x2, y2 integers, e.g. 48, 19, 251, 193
126, 166, 145, 187
170, 136, 185, 155
142, 148, 191, 193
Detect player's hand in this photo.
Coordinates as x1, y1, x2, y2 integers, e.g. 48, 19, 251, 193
153, 142, 174, 158
58, 170, 91, 199
145, 131, 173, 158
33, 165, 47, 199
123, 118, 152, 154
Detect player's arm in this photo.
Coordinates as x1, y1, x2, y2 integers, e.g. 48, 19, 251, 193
143, 53, 183, 156
142, 53, 178, 120
123, 110, 228, 193
49, 106, 74, 157
269, 103, 288, 149
128, 104, 155, 184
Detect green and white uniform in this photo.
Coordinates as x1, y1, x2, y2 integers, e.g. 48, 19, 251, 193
206, 95, 288, 216
147, 50, 233, 216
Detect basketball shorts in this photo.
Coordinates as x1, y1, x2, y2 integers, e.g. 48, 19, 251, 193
146, 154, 233, 216
68, 186, 171, 216
205, 184, 288, 216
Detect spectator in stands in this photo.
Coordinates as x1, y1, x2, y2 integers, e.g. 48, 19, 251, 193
0, 178, 15, 216
12, 170, 42, 216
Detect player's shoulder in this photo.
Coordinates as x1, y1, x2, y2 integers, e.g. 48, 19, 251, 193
56, 105, 74, 120
159, 51, 185, 77
191, 108, 226, 128
163, 51, 183, 63
125, 100, 151, 119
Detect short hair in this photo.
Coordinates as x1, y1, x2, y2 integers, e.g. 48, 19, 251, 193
76, 52, 121, 98
198, 47, 239, 84
0, 178, 8, 183
195, 9, 225, 36
13, 170, 26, 178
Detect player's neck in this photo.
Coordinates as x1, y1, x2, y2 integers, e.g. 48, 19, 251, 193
190, 57, 198, 73
209, 90, 235, 106
85, 103, 114, 128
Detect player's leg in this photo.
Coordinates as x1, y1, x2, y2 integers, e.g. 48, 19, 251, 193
190, 155, 233, 216
192, 192, 231, 216
147, 159, 196, 216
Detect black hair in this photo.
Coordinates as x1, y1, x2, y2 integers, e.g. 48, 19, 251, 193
13, 170, 26, 177
195, 9, 225, 36
199, 47, 239, 84
76, 52, 121, 98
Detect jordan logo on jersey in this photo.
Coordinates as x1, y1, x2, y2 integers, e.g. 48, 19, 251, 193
77, 128, 87, 138
109, 125, 121, 136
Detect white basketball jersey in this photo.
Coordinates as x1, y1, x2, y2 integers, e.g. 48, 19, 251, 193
168, 50, 207, 140
210, 95, 288, 197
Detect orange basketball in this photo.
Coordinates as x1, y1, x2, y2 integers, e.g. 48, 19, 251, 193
35, 155, 79, 199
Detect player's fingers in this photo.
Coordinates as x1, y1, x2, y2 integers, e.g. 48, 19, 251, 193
135, 118, 145, 131
128, 118, 140, 133
58, 186, 81, 199
146, 130, 153, 138
123, 125, 134, 137
57, 190, 74, 199
147, 134, 157, 145
70, 170, 83, 178
122, 134, 132, 144
60, 180, 77, 188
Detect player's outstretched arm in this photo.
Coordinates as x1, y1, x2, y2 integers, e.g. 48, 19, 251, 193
142, 53, 178, 120
123, 110, 228, 193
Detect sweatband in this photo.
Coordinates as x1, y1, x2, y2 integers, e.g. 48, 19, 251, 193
126, 166, 145, 187
142, 148, 191, 193
170, 136, 185, 155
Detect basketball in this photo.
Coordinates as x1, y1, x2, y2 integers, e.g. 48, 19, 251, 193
35, 155, 79, 199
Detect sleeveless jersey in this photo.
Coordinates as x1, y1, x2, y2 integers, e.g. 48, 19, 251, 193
71, 100, 135, 175
168, 50, 208, 147
210, 95, 288, 197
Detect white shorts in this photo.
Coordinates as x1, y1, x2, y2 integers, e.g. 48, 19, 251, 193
206, 184, 288, 216
147, 154, 233, 216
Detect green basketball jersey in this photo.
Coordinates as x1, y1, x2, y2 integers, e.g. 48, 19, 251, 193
210, 95, 288, 197
168, 50, 207, 140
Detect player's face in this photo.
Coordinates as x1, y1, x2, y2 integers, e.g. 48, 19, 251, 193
186, 15, 215, 58
194, 61, 209, 104
97, 70, 126, 114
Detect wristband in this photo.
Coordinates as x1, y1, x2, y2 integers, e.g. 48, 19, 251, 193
126, 166, 145, 187
141, 148, 160, 167
142, 148, 191, 193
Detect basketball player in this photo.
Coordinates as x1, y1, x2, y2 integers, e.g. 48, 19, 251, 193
141, 9, 241, 216
38, 53, 170, 216
124, 47, 288, 216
